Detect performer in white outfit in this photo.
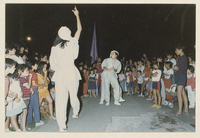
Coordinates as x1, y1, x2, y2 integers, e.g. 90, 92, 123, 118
99, 50, 125, 106
50, 6, 82, 132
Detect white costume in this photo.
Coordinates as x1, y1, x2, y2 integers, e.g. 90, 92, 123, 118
100, 51, 124, 105
50, 27, 81, 130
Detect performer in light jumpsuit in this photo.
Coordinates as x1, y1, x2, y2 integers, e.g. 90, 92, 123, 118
50, 6, 82, 131
99, 50, 125, 106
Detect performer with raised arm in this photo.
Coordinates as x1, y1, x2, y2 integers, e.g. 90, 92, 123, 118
99, 50, 125, 106
50, 6, 82, 132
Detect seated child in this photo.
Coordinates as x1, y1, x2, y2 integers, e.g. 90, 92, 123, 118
39, 99, 50, 120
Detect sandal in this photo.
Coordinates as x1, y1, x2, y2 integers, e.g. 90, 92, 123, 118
183, 112, 189, 115
172, 112, 182, 117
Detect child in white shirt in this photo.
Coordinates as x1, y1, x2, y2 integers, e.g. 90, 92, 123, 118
151, 62, 162, 109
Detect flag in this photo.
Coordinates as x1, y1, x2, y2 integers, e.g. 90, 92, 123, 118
90, 22, 98, 64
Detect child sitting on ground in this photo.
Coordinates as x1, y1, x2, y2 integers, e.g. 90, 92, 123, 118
39, 99, 50, 120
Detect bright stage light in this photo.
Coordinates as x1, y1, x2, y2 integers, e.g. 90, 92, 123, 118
27, 36, 31, 41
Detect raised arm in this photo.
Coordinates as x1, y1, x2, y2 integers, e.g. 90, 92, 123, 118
72, 6, 82, 41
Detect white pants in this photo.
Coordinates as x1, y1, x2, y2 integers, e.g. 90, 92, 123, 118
55, 81, 80, 129
187, 86, 195, 108
100, 76, 121, 103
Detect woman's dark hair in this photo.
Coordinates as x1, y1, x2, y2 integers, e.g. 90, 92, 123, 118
26, 59, 39, 70
48, 84, 55, 91
37, 61, 47, 76
188, 65, 195, 73
5, 43, 16, 54
5, 58, 16, 70
52, 35, 69, 49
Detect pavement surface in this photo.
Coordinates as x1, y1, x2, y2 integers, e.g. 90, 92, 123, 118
31, 93, 195, 132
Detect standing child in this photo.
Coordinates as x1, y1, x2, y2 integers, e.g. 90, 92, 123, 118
78, 66, 84, 98
6, 65, 26, 132
125, 67, 131, 93
83, 68, 89, 97
162, 61, 174, 108
126, 70, 135, 95
151, 62, 162, 109
139, 60, 151, 97
5, 58, 16, 103
18, 64, 33, 131
167, 53, 177, 84
137, 70, 143, 94
26, 59, 44, 127
146, 68, 153, 101
187, 65, 195, 108
37, 61, 55, 120
94, 68, 99, 96
5, 58, 16, 129
118, 70, 126, 92
132, 66, 138, 95
88, 69, 97, 97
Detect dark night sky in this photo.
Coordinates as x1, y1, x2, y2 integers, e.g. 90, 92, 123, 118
6, 4, 195, 64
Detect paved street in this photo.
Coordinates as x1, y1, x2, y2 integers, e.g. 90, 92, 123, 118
31, 94, 195, 132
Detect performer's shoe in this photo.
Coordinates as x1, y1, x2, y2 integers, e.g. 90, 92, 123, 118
114, 102, 121, 106
106, 102, 110, 106
99, 101, 104, 104
72, 115, 78, 119
119, 98, 125, 102
60, 127, 68, 132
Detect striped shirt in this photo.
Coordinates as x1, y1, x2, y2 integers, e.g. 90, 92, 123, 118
19, 77, 31, 98
5, 76, 9, 99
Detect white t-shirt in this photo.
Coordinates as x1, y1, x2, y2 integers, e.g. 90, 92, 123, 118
167, 58, 177, 68
118, 74, 125, 81
5, 54, 25, 64
163, 68, 174, 79
137, 65, 145, 73
95, 73, 99, 79
152, 69, 162, 82
137, 75, 143, 84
